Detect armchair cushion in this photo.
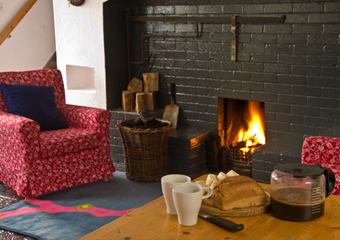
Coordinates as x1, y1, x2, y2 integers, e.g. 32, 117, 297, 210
0, 83, 69, 131
39, 127, 99, 158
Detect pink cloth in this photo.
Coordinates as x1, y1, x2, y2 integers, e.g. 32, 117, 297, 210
0, 69, 115, 197
301, 136, 340, 196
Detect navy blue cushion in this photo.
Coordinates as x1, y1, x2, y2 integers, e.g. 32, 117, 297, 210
0, 83, 69, 131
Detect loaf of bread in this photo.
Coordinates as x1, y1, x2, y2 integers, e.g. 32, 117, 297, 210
210, 175, 266, 211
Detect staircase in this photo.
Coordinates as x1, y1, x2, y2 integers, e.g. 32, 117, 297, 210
44, 52, 57, 69
0, 0, 56, 71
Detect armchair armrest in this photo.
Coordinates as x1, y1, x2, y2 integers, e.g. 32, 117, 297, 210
0, 110, 40, 137
0, 111, 40, 170
58, 104, 111, 132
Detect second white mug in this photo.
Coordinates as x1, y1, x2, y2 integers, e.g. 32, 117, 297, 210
161, 174, 191, 215
172, 182, 212, 226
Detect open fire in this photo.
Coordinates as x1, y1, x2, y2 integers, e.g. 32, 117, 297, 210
226, 100, 265, 176
206, 98, 266, 176
231, 101, 266, 154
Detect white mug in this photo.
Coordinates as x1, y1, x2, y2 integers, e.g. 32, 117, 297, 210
161, 174, 191, 215
172, 182, 212, 226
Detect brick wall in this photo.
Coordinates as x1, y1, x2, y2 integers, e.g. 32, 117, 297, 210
109, 0, 340, 181
126, 0, 340, 143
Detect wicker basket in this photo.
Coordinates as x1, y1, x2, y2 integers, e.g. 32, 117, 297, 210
116, 118, 172, 182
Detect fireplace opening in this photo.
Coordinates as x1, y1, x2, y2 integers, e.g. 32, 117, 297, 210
207, 98, 266, 176
224, 99, 266, 151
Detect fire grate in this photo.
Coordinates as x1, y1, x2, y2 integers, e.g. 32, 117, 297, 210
205, 136, 262, 177
226, 141, 261, 177
228, 147, 252, 163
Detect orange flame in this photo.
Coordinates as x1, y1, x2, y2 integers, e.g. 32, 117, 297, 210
237, 101, 265, 152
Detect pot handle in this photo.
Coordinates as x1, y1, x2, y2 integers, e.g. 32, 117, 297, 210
317, 164, 336, 197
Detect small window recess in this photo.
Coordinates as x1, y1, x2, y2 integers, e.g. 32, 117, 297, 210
66, 65, 96, 93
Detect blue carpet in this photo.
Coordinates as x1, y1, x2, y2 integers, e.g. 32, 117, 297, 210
0, 171, 162, 240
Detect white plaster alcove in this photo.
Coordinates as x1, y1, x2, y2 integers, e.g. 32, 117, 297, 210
66, 65, 96, 92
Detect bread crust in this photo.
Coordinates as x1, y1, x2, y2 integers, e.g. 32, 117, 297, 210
210, 175, 266, 211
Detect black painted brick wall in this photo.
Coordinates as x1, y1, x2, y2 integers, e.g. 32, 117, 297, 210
122, 0, 340, 181
126, 0, 340, 146
168, 128, 209, 177
107, 0, 339, 181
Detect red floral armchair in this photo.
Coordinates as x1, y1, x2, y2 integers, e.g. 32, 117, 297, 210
302, 136, 340, 196
0, 69, 115, 197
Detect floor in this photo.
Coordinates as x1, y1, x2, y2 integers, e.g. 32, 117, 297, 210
0, 170, 210, 240
0, 183, 34, 240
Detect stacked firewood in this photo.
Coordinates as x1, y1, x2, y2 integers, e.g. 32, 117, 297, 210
122, 73, 159, 113
122, 55, 158, 113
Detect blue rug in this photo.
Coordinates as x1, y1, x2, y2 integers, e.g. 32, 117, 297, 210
0, 171, 162, 240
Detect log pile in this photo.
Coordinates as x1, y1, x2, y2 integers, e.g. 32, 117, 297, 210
122, 73, 159, 113
122, 56, 158, 113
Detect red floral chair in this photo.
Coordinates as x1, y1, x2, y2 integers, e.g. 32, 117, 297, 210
301, 136, 340, 196
0, 69, 115, 197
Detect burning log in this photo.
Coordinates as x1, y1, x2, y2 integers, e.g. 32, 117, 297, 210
229, 141, 246, 149
229, 140, 263, 154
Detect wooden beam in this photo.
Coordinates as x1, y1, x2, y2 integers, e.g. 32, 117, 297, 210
0, 0, 37, 46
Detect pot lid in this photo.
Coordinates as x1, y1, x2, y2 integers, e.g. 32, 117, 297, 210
274, 163, 323, 178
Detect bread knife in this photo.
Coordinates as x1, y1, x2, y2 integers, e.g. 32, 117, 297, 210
198, 211, 244, 232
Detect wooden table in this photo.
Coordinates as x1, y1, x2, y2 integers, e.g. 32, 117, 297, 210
80, 175, 340, 240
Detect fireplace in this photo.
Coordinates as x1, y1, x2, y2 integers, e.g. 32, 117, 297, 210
105, 0, 340, 183
221, 98, 265, 150
206, 98, 266, 176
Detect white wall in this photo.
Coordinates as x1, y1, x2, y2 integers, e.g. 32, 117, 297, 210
53, 0, 108, 109
0, 0, 55, 71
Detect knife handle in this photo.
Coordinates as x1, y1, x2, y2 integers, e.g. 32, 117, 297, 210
205, 215, 244, 232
